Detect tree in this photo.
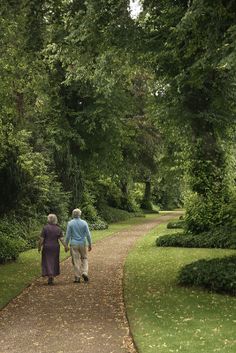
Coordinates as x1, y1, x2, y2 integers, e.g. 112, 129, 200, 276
140, 0, 236, 231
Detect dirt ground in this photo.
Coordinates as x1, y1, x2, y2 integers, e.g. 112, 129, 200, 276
0, 212, 181, 353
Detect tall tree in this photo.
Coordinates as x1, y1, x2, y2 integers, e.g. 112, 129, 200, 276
141, 0, 236, 231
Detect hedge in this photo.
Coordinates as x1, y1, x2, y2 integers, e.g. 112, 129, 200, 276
156, 227, 236, 249
178, 256, 236, 295
166, 220, 185, 229
99, 206, 144, 224
0, 235, 27, 264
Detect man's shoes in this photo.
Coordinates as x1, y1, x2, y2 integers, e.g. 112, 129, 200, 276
73, 277, 80, 283
82, 274, 89, 282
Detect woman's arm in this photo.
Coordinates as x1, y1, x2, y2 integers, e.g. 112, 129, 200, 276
38, 237, 44, 252
59, 237, 69, 252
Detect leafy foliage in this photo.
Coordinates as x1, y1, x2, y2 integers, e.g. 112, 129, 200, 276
141, 0, 236, 231
156, 227, 236, 249
178, 256, 236, 295
1, 0, 236, 267
167, 220, 185, 229
98, 205, 140, 224
0, 236, 27, 264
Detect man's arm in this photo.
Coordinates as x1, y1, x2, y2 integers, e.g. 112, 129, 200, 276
85, 223, 92, 251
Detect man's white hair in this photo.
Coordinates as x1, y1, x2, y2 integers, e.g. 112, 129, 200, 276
47, 213, 58, 224
72, 208, 82, 218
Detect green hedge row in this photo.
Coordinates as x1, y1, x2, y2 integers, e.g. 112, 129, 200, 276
156, 227, 236, 249
99, 206, 144, 224
178, 256, 236, 295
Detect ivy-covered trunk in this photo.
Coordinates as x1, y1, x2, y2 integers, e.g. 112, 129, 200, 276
185, 119, 229, 233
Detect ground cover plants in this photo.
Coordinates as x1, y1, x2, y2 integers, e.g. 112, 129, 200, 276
124, 222, 236, 353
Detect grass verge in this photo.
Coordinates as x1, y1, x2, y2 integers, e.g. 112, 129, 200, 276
0, 213, 160, 310
124, 223, 236, 353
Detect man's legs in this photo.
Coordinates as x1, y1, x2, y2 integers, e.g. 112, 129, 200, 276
78, 245, 89, 281
70, 246, 81, 282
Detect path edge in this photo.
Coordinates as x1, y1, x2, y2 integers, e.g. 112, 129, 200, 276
121, 213, 182, 353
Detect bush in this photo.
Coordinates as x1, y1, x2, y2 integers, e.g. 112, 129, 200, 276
184, 192, 228, 234
0, 235, 27, 263
99, 206, 134, 223
156, 227, 236, 249
221, 192, 236, 228
26, 228, 41, 248
140, 199, 153, 211
167, 220, 185, 229
178, 256, 236, 295
89, 220, 108, 230
0, 216, 44, 263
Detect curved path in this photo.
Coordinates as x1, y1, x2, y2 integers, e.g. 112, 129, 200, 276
0, 212, 181, 353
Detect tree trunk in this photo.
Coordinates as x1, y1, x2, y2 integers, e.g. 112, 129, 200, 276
141, 177, 153, 210
185, 119, 229, 233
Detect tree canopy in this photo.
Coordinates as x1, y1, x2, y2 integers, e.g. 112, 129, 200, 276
0, 0, 236, 239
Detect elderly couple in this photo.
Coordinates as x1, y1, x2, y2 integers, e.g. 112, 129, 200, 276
38, 208, 92, 285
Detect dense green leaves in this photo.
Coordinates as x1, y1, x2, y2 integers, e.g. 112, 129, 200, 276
140, 0, 236, 231
178, 255, 236, 295
1, 0, 236, 267
156, 227, 236, 249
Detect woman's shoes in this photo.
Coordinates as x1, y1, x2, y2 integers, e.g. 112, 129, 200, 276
48, 277, 54, 285
73, 277, 80, 283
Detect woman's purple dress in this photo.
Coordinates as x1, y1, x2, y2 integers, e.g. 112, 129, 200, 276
41, 224, 63, 277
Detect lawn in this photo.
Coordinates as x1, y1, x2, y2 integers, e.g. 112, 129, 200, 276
0, 213, 159, 310
124, 223, 236, 353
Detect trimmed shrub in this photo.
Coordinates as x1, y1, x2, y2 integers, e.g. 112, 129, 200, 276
167, 220, 185, 229
156, 227, 236, 249
99, 206, 134, 223
0, 235, 27, 263
178, 256, 236, 295
142, 208, 159, 214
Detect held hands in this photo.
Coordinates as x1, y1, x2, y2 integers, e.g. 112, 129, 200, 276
64, 245, 69, 252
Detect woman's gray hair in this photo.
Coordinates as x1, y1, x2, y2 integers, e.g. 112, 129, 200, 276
72, 208, 82, 218
47, 213, 58, 224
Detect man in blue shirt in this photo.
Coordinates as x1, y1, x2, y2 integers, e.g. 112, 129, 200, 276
65, 208, 92, 283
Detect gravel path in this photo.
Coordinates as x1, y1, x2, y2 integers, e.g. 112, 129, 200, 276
0, 212, 181, 353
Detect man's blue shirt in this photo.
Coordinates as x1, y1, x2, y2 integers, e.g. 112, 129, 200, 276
65, 218, 92, 246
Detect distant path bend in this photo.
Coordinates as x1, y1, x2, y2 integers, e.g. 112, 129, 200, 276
0, 212, 182, 353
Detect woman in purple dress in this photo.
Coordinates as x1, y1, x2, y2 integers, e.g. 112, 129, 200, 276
38, 214, 68, 285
